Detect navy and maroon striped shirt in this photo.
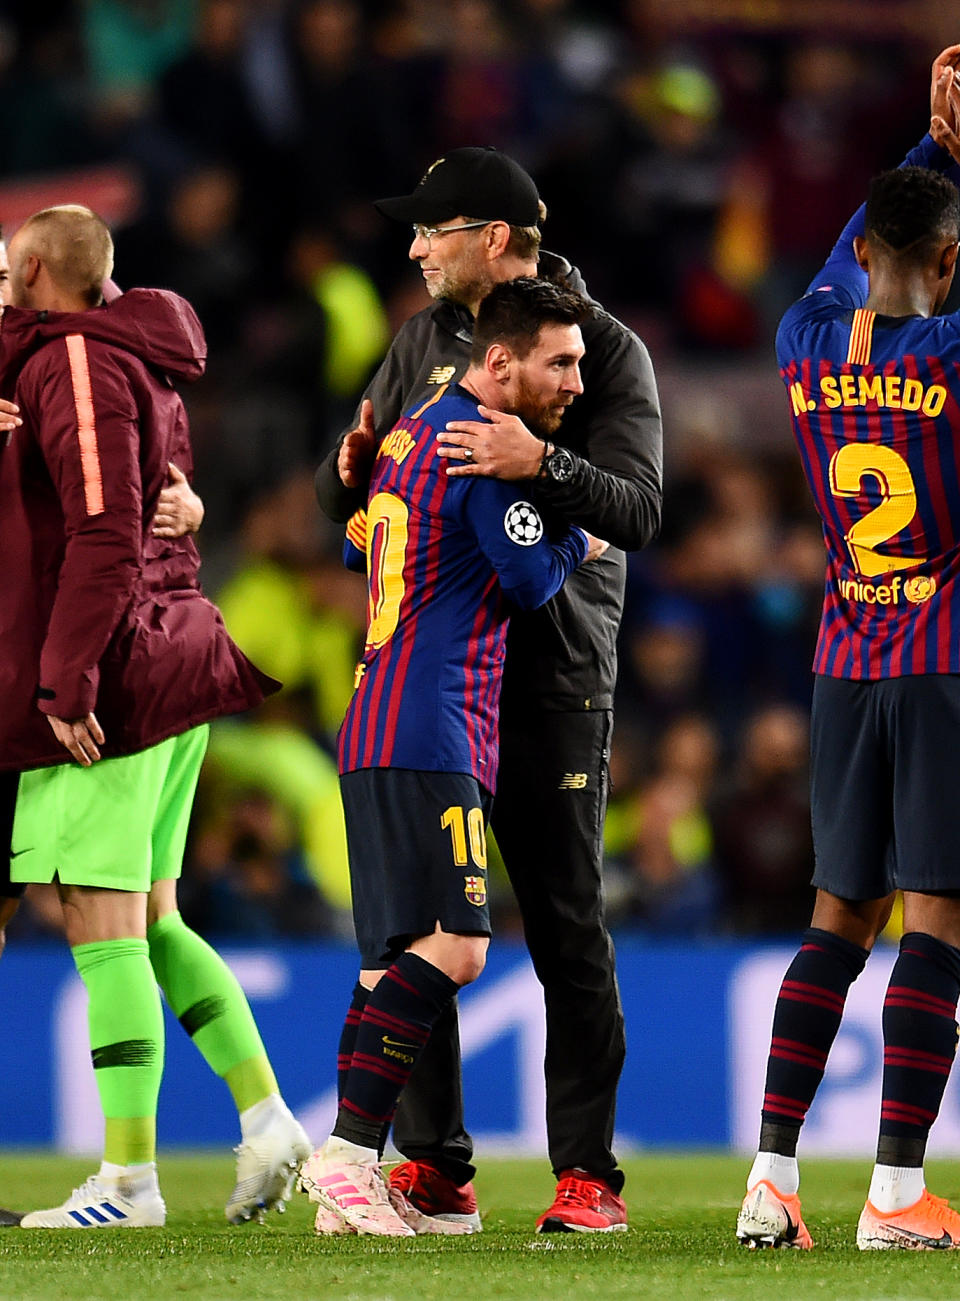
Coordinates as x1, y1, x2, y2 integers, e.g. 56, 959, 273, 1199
778, 134, 960, 679
337, 383, 588, 791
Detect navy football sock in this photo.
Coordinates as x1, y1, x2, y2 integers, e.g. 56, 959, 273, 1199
759, 927, 868, 1156
334, 953, 459, 1151
337, 982, 370, 1103
876, 932, 960, 1167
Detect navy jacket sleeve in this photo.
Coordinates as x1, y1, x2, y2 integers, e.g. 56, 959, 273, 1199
461, 481, 588, 610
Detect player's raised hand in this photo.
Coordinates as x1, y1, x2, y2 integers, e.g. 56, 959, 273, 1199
339, 398, 377, 488
439, 406, 544, 479
931, 100, 960, 165
931, 45, 960, 121
46, 712, 105, 766
930, 47, 960, 162
0, 398, 20, 433
153, 463, 204, 537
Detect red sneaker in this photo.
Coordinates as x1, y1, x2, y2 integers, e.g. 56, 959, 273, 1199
536, 1170, 628, 1233
387, 1161, 482, 1234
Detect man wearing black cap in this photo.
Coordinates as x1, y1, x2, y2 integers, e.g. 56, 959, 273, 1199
315, 146, 662, 1233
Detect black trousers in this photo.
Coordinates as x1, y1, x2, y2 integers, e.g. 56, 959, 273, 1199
392, 709, 626, 1192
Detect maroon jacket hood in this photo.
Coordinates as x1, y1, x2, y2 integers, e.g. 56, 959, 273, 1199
0, 286, 276, 772
0, 288, 206, 390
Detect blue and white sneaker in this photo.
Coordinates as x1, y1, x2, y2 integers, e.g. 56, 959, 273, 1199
20, 1175, 166, 1229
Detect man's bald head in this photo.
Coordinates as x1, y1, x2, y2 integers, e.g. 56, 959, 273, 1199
9, 205, 113, 310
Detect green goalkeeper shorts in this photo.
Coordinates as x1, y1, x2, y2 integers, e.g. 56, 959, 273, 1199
10, 725, 210, 892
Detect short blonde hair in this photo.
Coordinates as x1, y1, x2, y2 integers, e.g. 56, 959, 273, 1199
464, 200, 546, 263
506, 199, 547, 262
19, 205, 114, 306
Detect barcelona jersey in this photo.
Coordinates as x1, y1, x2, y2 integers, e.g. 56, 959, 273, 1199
778, 136, 960, 679
338, 383, 588, 789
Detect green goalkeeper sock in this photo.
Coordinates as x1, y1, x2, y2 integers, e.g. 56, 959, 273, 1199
147, 910, 278, 1113
71, 938, 164, 1166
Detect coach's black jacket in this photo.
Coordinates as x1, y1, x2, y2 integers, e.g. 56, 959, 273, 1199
315, 252, 663, 712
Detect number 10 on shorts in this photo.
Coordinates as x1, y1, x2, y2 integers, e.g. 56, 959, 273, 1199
441, 805, 487, 869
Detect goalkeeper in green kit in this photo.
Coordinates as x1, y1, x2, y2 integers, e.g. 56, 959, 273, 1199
0, 206, 310, 1229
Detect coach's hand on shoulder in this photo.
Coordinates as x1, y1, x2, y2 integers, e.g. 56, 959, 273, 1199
439, 406, 543, 479
153, 463, 204, 537
0, 398, 21, 433
339, 398, 377, 488
46, 713, 105, 767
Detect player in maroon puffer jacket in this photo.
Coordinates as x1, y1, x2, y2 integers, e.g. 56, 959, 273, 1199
0, 268, 271, 771
1, 205, 310, 1231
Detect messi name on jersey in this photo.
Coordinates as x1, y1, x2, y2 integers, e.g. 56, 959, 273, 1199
337, 384, 587, 787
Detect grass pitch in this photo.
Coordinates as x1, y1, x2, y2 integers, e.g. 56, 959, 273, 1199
3, 1153, 960, 1299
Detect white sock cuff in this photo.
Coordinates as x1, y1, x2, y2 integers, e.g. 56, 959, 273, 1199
325, 1134, 379, 1164
868, 1163, 925, 1213
747, 1151, 800, 1196
239, 1092, 286, 1140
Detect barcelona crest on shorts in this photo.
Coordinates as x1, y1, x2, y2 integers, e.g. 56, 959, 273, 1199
464, 875, 487, 906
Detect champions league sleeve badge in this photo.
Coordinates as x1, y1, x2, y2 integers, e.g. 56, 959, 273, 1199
504, 501, 544, 546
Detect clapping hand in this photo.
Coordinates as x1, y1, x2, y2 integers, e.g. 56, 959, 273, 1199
930, 45, 960, 163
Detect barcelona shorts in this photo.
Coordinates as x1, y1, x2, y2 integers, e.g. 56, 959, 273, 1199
340, 768, 493, 969
810, 674, 960, 899
11, 726, 209, 892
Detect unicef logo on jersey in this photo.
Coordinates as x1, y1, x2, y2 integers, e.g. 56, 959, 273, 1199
504, 501, 543, 546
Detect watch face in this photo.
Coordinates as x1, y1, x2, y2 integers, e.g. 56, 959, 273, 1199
547, 447, 575, 483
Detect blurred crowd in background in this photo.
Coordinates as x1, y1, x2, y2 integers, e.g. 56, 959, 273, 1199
3, 0, 946, 946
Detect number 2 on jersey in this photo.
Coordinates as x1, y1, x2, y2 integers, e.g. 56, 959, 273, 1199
828, 444, 923, 577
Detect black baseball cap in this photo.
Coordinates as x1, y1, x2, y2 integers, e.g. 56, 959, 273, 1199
375, 147, 541, 226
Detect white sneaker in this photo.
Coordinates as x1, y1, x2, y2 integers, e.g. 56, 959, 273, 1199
225, 1102, 312, 1223
314, 1200, 357, 1236
736, 1180, 813, 1250
20, 1175, 166, 1229
298, 1144, 414, 1237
